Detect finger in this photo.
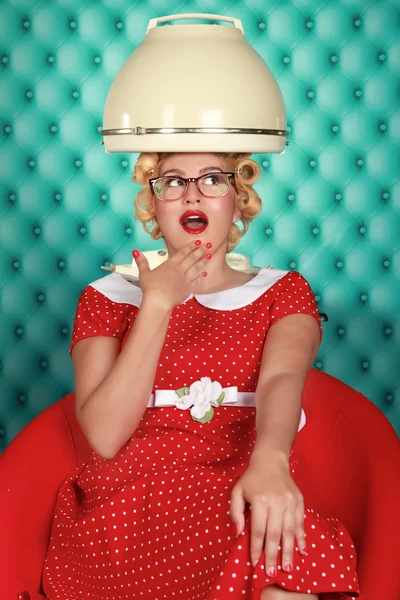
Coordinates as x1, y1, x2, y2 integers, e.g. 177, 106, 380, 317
250, 500, 269, 569
264, 505, 284, 577
174, 238, 205, 264
229, 486, 246, 536
281, 507, 295, 572
294, 504, 307, 555
132, 250, 148, 271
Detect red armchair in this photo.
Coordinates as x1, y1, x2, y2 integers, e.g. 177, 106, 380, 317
1, 368, 399, 600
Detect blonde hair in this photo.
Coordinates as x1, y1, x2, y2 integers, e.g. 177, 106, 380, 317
132, 152, 262, 254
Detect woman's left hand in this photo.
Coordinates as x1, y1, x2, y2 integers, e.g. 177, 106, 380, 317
229, 449, 307, 576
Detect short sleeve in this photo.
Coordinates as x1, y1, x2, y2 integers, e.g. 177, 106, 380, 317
69, 285, 129, 356
270, 271, 323, 342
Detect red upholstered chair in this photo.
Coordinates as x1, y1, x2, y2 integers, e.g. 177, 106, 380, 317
1, 369, 399, 600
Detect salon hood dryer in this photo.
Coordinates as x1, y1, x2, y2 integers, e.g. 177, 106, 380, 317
101, 13, 288, 154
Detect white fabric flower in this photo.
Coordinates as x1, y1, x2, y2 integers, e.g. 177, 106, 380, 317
175, 377, 224, 422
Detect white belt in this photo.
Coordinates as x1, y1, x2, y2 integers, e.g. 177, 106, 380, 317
147, 384, 306, 432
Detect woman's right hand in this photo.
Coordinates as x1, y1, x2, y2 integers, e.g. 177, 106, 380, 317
132, 239, 212, 310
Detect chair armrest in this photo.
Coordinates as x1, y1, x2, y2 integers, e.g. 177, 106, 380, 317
0, 402, 79, 598
320, 391, 400, 600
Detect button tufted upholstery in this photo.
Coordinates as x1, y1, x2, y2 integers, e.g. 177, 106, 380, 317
2, 2, 399, 454
1, 369, 400, 599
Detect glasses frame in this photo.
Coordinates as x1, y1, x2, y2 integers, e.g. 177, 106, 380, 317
149, 171, 237, 201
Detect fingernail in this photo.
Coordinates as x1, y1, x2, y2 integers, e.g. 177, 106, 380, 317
132, 250, 140, 259
267, 567, 276, 577
195, 239, 202, 246
206, 253, 212, 259
206, 242, 212, 248
301, 546, 308, 556
202, 272, 208, 277
252, 558, 258, 567
236, 524, 241, 537
284, 563, 292, 572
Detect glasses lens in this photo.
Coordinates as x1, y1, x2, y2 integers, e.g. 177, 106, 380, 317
199, 173, 229, 197
154, 178, 185, 201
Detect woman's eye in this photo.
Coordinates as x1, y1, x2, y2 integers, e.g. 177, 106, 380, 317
166, 178, 184, 187
203, 174, 220, 185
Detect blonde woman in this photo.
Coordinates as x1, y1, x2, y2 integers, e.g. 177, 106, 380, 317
42, 152, 359, 600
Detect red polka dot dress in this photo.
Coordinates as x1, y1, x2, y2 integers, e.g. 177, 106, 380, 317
42, 268, 359, 600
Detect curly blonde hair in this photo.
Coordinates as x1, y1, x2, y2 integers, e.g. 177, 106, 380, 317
132, 152, 262, 254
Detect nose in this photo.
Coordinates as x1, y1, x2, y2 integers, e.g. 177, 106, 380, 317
183, 179, 201, 203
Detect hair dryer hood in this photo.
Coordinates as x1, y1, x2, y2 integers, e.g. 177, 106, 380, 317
101, 14, 288, 154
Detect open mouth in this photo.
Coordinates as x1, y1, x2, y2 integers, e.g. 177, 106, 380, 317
180, 215, 209, 233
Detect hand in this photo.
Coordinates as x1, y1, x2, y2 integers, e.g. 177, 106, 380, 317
132, 239, 212, 310
229, 450, 307, 577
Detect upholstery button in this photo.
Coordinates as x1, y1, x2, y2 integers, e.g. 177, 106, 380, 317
25, 90, 33, 100
360, 293, 368, 303
354, 17, 362, 28
359, 225, 366, 235
378, 52, 386, 62
288, 193, 295, 203
379, 122, 387, 132
79, 226, 87, 235
384, 326, 392, 337
261, 160, 269, 169
282, 55, 290, 65
13, 260, 21, 270
116, 20, 124, 31
69, 19, 77, 30
9, 192, 16, 204
40, 360, 48, 370
336, 260, 344, 270
1, 54, 8, 65
383, 259, 391, 269
47, 54, 55, 65
332, 124, 339, 134
94, 55, 102, 65
58, 259, 66, 269
72, 90, 80, 99
74, 159, 82, 168
18, 394, 27, 404
382, 191, 389, 202
37, 293, 45, 302
121, 159, 128, 168
315, 361, 323, 370
337, 327, 345, 337
385, 393, 394, 405
0, 427, 4, 436
4, 124, 12, 135
289, 260, 296, 269
362, 361, 370, 370
22, 20, 30, 30
16, 326, 24, 336
309, 159, 316, 168
354, 88, 363, 98
54, 192, 62, 203
50, 124, 58, 134
258, 22, 266, 30
265, 227, 272, 236
306, 19, 313, 29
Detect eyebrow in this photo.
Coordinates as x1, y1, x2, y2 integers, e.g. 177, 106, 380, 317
161, 166, 223, 176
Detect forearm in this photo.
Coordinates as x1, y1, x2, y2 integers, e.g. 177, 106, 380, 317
79, 297, 172, 459
250, 373, 304, 462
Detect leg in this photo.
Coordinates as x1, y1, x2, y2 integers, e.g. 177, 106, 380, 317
260, 585, 319, 599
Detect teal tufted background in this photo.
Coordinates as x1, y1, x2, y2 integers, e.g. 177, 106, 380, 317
1, 0, 399, 452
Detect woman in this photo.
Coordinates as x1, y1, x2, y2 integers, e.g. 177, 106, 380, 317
42, 151, 359, 599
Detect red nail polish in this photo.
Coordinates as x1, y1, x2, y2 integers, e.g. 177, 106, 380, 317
267, 567, 276, 577
206, 242, 212, 248
236, 524, 241, 536
202, 271, 208, 277
195, 239, 202, 246
132, 250, 140, 259
284, 562, 292, 572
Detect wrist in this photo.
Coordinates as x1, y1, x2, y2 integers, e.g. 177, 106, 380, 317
250, 442, 290, 465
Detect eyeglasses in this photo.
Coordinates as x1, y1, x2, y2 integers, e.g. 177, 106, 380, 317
149, 172, 236, 201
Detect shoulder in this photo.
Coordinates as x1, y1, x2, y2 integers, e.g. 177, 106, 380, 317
81, 271, 143, 309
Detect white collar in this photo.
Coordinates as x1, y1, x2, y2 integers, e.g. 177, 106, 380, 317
88, 267, 290, 311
